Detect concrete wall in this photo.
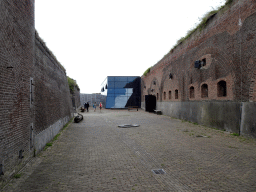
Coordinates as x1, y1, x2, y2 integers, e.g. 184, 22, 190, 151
141, 0, 256, 138
240, 102, 256, 138
80, 93, 106, 108
156, 101, 240, 132
34, 116, 70, 152
155, 101, 256, 137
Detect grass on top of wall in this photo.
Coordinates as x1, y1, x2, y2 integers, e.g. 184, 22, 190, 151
142, 0, 234, 75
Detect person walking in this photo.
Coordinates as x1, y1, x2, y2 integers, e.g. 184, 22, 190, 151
99, 102, 102, 112
86, 102, 89, 112
93, 102, 97, 112
84, 102, 87, 111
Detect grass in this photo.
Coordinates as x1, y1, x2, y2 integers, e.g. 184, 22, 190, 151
143, 66, 152, 76
53, 133, 61, 141
46, 143, 52, 146
142, 0, 234, 73
239, 137, 248, 142
44, 142, 53, 151
181, 119, 199, 126
43, 118, 73, 151
35, 30, 66, 72
231, 133, 239, 136
63, 118, 73, 129
14, 173, 22, 179
67, 76, 80, 93
174, 0, 234, 48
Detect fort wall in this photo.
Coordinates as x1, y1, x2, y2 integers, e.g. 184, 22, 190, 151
71, 86, 81, 110
0, 0, 35, 182
0, 0, 74, 184
33, 32, 73, 153
141, 0, 256, 137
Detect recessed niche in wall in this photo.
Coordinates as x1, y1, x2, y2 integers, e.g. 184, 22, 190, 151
169, 73, 173, 79
201, 84, 208, 98
157, 93, 159, 100
175, 90, 178, 99
217, 80, 227, 97
198, 54, 212, 69
169, 91, 172, 100
164, 92, 166, 100
201, 58, 206, 66
0, 164, 3, 175
190, 86, 195, 98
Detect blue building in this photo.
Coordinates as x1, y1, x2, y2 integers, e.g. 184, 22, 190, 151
101, 76, 141, 109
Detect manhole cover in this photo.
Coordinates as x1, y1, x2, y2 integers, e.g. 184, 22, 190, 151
152, 169, 166, 174
118, 124, 140, 128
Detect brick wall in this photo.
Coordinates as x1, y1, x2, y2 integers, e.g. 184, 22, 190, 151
71, 86, 81, 110
34, 32, 73, 135
143, 0, 256, 102
142, 0, 256, 136
0, 0, 35, 183
0, 0, 74, 185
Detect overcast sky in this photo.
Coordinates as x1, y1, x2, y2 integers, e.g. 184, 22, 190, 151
35, 0, 226, 94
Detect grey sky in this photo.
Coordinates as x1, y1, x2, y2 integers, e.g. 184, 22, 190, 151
35, 0, 226, 93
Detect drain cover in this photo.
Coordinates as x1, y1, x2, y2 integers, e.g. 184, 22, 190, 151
152, 169, 166, 174
118, 124, 140, 128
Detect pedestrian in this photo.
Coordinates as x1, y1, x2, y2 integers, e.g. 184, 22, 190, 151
93, 102, 97, 112
84, 102, 87, 111
99, 102, 102, 112
86, 102, 89, 112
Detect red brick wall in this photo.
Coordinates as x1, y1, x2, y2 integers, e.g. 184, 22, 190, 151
142, 0, 256, 103
0, 0, 35, 182
0, 1, 74, 184
34, 32, 73, 135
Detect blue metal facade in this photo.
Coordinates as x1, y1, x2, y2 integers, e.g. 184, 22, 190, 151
101, 76, 141, 109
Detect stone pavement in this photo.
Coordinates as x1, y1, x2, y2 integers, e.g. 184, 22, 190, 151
2, 108, 256, 192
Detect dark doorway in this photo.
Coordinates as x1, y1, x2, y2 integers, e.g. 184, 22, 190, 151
145, 95, 156, 112
217, 81, 227, 97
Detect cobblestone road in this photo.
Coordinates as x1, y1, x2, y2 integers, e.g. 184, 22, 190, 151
3, 108, 256, 191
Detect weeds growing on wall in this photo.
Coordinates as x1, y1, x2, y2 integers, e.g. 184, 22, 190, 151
67, 76, 80, 93
143, 66, 152, 76
142, 0, 234, 75
174, 0, 234, 50
35, 30, 66, 72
